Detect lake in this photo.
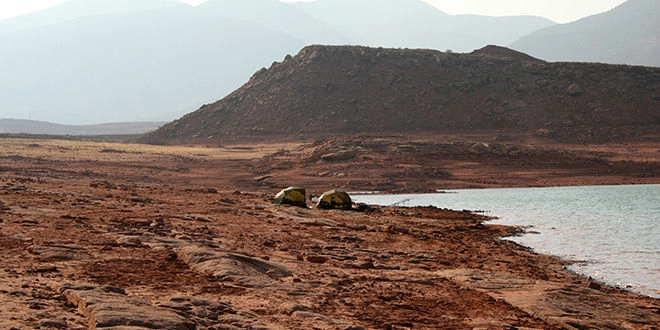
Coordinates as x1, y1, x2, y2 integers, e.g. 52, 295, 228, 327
353, 184, 660, 298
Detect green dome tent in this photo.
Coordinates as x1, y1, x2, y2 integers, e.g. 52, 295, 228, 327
316, 190, 352, 210
274, 187, 306, 207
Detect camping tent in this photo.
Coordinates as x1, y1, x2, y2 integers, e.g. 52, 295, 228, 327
274, 187, 306, 207
316, 190, 352, 210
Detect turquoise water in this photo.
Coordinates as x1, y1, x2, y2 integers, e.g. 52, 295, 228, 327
353, 184, 660, 298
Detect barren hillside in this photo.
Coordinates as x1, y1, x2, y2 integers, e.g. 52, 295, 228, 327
141, 45, 660, 145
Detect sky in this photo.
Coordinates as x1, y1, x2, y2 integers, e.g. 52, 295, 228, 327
0, 0, 627, 23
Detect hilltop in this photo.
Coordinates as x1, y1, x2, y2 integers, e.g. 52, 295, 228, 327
142, 45, 660, 145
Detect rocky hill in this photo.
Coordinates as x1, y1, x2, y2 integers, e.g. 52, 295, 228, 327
141, 45, 660, 145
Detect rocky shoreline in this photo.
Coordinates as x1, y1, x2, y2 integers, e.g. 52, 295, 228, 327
1, 137, 659, 329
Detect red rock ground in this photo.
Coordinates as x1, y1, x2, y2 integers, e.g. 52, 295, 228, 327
0, 137, 659, 329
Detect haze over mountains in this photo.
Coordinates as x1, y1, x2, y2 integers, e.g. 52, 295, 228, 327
0, 0, 303, 125
0, 119, 164, 136
512, 0, 660, 67
0, 0, 657, 130
0, 0, 181, 36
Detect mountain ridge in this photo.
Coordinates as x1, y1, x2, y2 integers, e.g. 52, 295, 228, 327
511, 0, 660, 67
292, 0, 555, 51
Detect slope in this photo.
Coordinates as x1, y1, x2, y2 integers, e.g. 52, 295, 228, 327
511, 0, 660, 67
141, 45, 660, 145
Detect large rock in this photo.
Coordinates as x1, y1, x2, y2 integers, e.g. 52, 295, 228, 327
58, 284, 195, 329
176, 246, 293, 288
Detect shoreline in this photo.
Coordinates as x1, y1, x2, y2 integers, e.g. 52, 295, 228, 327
352, 186, 660, 299
501, 230, 660, 300
0, 137, 658, 328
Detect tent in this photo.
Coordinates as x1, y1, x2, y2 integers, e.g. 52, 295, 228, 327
316, 190, 352, 210
274, 187, 307, 207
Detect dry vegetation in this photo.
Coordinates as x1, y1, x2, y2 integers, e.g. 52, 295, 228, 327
3, 136, 658, 193
0, 138, 301, 162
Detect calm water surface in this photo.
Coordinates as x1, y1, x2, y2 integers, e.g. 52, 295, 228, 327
353, 184, 660, 298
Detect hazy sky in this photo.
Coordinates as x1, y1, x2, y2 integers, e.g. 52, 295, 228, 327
0, 0, 627, 23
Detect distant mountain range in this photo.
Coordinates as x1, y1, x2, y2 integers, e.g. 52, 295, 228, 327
0, 119, 164, 135
0, 1, 303, 125
0, 0, 552, 125
286, 0, 555, 50
0, 0, 181, 36
0, 0, 656, 127
511, 0, 660, 67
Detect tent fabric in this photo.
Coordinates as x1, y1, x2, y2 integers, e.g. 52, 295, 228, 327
274, 187, 306, 207
316, 190, 352, 210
